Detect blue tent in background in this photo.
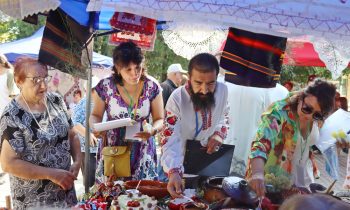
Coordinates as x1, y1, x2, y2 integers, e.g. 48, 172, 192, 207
0, 27, 113, 68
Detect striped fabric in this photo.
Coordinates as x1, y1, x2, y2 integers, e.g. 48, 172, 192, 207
220, 27, 287, 88
38, 9, 93, 79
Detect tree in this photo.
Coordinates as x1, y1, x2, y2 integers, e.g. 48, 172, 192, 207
280, 65, 349, 85
144, 31, 188, 81
0, 12, 45, 43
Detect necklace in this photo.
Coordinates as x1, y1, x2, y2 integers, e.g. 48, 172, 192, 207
21, 94, 55, 135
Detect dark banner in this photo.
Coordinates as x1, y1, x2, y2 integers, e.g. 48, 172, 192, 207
220, 27, 287, 88
39, 8, 93, 79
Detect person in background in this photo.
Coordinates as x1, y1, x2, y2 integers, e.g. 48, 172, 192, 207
69, 89, 82, 113
339, 97, 348, 111
160, 63, 187, 107
307, 74, 317, 85
72, 76, 100, 188
247, 79, 336, 197
181, 74, 189, 86
0, 57, 81, 209
283, 81, 294, 92
0, 53, 19, 115
90, 41, 164, 182
160, 53, 229, 198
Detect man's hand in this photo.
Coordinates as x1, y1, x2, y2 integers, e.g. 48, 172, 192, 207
206, 135, 223, 154
167, 172, 183, 198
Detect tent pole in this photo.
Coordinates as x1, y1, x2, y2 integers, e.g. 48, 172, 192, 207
84, 11, 96, 194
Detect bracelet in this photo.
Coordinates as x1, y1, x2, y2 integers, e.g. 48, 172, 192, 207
250, 172, 265, 181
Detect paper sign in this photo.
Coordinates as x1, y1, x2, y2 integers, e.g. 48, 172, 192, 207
93, 118, 134, 132
125, 122, 141, 141
317, 109, 350, 152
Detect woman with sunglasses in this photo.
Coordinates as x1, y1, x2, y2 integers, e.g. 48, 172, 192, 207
0, 57, 81, 209
247, 79, 336, 197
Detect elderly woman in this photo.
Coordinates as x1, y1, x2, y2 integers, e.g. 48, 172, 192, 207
247, 79, 336, 197
0, 57, 81, 209
90, 41, 164, 182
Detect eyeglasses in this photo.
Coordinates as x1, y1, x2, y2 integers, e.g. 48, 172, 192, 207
301, 97, 324, 121
26, 76, 52, 86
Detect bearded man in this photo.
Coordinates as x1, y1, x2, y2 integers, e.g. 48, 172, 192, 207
160, 53, 229, 198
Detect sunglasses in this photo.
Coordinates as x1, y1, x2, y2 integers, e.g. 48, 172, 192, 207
26, 76, 52, 86
301, 97, 324, 121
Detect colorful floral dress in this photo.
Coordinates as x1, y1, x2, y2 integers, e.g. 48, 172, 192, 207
94, 76, 160, 182
247, 97, 320, 187
0, 92, 77, 209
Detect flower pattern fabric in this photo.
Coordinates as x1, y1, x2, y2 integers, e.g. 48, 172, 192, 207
247, 97, 320, 183
0, 92, 77, 210
72, 97, 98, 153
94, 76, 160, 182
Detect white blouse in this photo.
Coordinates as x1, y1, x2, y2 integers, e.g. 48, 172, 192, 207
160, 82, 230, 173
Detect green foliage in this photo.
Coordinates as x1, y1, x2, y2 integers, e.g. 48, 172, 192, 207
280, 65, 335, 84
144, 31, 188, 81
93, 34, 114, 57
92, 31, 188, 81
0, 12, 45, 43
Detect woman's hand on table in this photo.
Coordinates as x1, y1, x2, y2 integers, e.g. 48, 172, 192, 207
248, 173, 266, 197
167, 172, 184, 198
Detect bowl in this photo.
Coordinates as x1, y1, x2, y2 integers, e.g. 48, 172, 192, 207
124, 180, 169, 199
203, 176, 227, 203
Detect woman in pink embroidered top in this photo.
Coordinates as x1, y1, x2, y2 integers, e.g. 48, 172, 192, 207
90, 41, 164, 182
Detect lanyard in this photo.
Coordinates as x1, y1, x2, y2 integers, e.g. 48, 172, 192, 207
194, 111, 204, 139
121, 82, 143, 120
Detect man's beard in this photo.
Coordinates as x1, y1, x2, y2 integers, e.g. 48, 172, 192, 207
189, 87, 215, 110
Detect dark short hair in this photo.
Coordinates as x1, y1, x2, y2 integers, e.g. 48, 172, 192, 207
112, 41, 145, 85
339, 97, 348, 111
73, 89, 82, 97
304, 79, 336, 115
288, 79, 336, 116
188, 53, 219, 76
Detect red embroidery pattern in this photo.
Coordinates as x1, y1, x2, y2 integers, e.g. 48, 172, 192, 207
201, 109, 212, 130
160, 111, 178, 146
109, 12, 157, 51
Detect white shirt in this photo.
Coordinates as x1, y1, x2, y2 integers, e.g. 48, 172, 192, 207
219, 74, 289, 165
160, 82, 229, 173
0, 73, 11, 115
291, 122, 319, 188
